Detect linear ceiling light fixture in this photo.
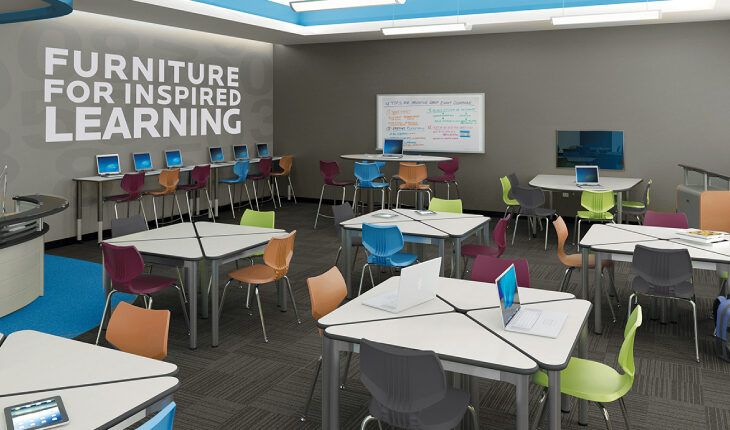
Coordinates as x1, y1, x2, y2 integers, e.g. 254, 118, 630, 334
288, 0, 405, 13
382, 22, 470, 35
552, 9, 661, 25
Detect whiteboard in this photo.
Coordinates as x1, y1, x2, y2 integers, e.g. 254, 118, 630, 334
376, 93, 485, 154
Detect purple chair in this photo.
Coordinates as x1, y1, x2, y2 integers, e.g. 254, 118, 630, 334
427, 157, 461, 199
247, 157, 277, 211
470, 254, 531, 288
177, 165, 214, 222
96, 243, 189, 345
104, 172, 148, 223
315, 161, 354, 229
643, 210, 689, 228
460, 215, 510, 276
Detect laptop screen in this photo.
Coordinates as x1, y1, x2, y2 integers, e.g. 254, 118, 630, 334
383, 139, 403, 155
576, 166, 599, 184
133, 153, 152, 171
165, 150, 183, 168
256, 143, 270, 157
97, 154, 121, 175
496, 264, 521, 326
233, 145, 248, 160
209, 147, 224, 162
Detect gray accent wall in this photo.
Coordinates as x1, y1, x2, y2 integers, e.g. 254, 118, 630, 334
273, 21, 730, 216
0, 12, 273, 241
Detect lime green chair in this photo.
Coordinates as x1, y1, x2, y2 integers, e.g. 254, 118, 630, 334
240, 209, 275, 259
574, 190, 615, 246
428, 198, 463, 214
500, 176, 519, 218
532, 305, 642, 430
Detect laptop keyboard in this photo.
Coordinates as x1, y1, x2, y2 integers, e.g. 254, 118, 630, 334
509, 309, 540, 330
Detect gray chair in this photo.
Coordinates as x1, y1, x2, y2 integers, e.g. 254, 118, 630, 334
507, 172, 520, 199
627, 245, 698, 362
359, 338, 478, 430
510, 185, 556, 250
332, 203, 363, 266
110, 214, 148, 238
622, 179, 652, 224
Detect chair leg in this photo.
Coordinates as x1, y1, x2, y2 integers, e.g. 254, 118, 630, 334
254, 286, 268, 343
531, 388, 548, 430
358, 263, 369, 296
284, 276, 301, 324
243, 182, 253, 209
395, 189, 401, 208
204, 189, 215, 222
690, 299, 699, 362
246, 284, 252, 309
139, 199, 148, 227
113, 203, 119, 219
300, 356, 322, 422
340, 351, 353, 389
252, 180, 260, 211
267, 179, 277, 209
95, 290, 118, 345
360, 415, 380, 430
595, 402, 615, 430
288, 176, 297, 204
184, 191, 192, 222
219, 279, 232, 315
334, 246, 342, 266
602, 270, 617, 323
511, 214, 520, 245
173, 193, 184, 224
466, 404, 478, 430
544, 217, 549, 250
559, 267, 574, 292
618, 398, 631, 430
151, 196, 160, 229
274, 177, 283, 207
174, 285, 191, 334
145, 294, 153, 309
228, 184, 236, 219
368, 264, 376, 290
627, 293, 636, 323
454, 180, 461, 199
314, 185, 326, 229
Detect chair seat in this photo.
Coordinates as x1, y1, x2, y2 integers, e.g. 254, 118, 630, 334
399, 183, 430, 190
461, 244, 502, 259
632, 277, 694, 299
577, 211, 614, 220
104, 193, 139, 202
144, 188, 175, 196
621, 205, 646, 215
367, 252, 418, 267
177, 183, 205, 191
358, 182, 390, 189
326, 180, 354, 187
426, 175, 456, 183
220, 178, 246, 184
228, 264, 282, 284
561, 253, 614, 268
247, 174, 268, 180
520, 207, 555, 217
622, 201, 645, 209
504, 198, 519, 206
270, 171, 288, 176
532, 357, 632, 403
370, 387, 469, 430
119, 274, 177, 295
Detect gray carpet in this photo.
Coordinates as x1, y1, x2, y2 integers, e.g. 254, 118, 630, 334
47, 201, 730, 429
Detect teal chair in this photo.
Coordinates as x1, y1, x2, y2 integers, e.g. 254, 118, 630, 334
574, 190, 615, 246
138, 402, 176, 430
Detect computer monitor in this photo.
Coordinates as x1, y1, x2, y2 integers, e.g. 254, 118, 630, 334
233, 144, 249, 161
132, 152, 153, 171
208, 146, 224, 163
496, 264, 521, 326
96, 154, 121, 176
383, 139, 404, 156
256, 143, 270, 158
164, 149, 183, 168
575, 165, 600, 185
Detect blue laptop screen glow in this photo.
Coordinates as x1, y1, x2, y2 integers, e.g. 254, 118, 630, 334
209, 147, 224, 162
97, 155, 120, 175
383, 139, 403, 155
165, 150, 182, 167
233, 145, 248, 160
497, 265, 520, 325
576, 166, 599, 184
256, 143, 270, 157
133, 153, 152, 170
10, 398, 66, 430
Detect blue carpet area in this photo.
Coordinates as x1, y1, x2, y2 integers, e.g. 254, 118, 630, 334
0, 255, 135, 338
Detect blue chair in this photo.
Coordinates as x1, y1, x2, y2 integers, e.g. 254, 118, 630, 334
353, 162, 390, 214
219, 161, 252, 219
138, 402, 176, 430
358, 223, 418, 295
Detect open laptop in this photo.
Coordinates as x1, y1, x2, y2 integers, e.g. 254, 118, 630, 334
233, 144, 249, 161
382, 139, 404, 158
132, 152, 153, 171
363, 257, 441, 313
96, 154, 122, 177
497, 264, 567, 338
208, 146, 225, 164
256, 143, 270, 158
164, 149, 183, 168
575, 165, 603, 188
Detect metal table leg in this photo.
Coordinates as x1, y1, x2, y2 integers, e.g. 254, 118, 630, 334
547, 370, 561, 430
279, 277, 288, 312
343, 228, 354, 298
581, 248, 589, 299
199, 261, 209, 319
483, 221, 490, 245
454, 237, 463, 279
616, 192, 623, 224
185, 260, 198, 349
515, 375, 529, 430
578, 324, 588, 425
76, 181, 82, 241
322, 336, 340, 430
211, 259, 219, 347
97, 182, 103, 243
438, 239, 445, 277
594, 252, 603, 334
469, 375, 480, 430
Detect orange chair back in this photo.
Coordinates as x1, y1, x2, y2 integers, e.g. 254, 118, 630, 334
277, 156, 293, 175
398, 163, 429, 189
106, 301, 170, 360
553, 216, 572, 265
263, 230, 297, 279
700, 191, 730, 233
307, 266, 347, 336
159, 169, 180, 192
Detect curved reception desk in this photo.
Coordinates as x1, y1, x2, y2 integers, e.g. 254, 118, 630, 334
0, 195, 68, 317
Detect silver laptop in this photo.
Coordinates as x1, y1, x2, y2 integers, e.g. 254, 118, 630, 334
575, 165, 605, 189
496, 264, 567, 338
363, 258, 441, 313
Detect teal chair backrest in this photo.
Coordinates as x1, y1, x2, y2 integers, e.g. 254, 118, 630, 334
233, 161, 250, 181
362, 223, 404, 266
138, 402, 176, 430
354, 162, 381, 187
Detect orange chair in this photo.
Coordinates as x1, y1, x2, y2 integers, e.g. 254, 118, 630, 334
144, 169, 184, 228
395, 163, 431, 208
105, 301, 170, 360
300, 266, 348, 422
700, 191, 730, 232
554, 216, 619, 322
271, 155, 296, 207
220, 231, 300, 342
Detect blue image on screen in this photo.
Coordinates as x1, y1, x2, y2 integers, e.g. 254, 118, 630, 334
556, 130, 624, 170
165, 151, 182, 167
234, 145, 248, 160
11, 398, 65, 430
209, 147, 224, 162
97, 155, 120, 174
257, 144, 269, 157
576, 166, 599, 184
383, 139, 403, 155
497, 266, 519, 324
133, 153, 152, 170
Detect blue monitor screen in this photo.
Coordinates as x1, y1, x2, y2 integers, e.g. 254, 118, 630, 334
165, 150, 183, 167
383, 139, 403, 155
97, 155, 120, 175
233, 145, 248, 160
133, 153, 152, 170
256, 143, 270, 157
209, 147, 224, 162
497, 265, 520, 325
556, 130, 624, 170
576, 166, 599, 184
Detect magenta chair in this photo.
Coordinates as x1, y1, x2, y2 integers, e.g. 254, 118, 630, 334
96, 243, 189, 345
426, 157, 460, 199
460, 215, 510, 277
643, 210, 689, 228
177, 165, 214, 222
470, 254, 531, 288
315, 160, 354, 229
104, 172, 148, 223
247, 157, 277, 211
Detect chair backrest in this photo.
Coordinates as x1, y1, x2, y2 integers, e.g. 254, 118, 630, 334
102, 243, 145, 285
631, 245, 693, 288
470, 254, 530, 288
700, 191, 730, 232
436, 157, 459, 179
332, 203, 355, 236
493, 215, 511, 256
320, 160, 341, 185
191, 164, 211, 186
500, 176, 517, 205
398, 163, 428, 187
257, 157, 273, 177
307, 267, 347, 335
354, 162, 381, 185
428, 198, 462, 214
105, 301, 170, 360
643, 210, 688, 228
580, 190, 615, 213
641, 179, 652, 206
361, 223, 404, 265
121, 172, 146, 196
240, 209, 275, 228
374, 161, 386, 171
277, 155, 293, 174
507, 173, 519, 188
511, 185, 545, 209
618, 305, 643, 381
360, 338, 447, 414
233, 160, 250, 180
263, 231, 296, 276
111, 214, 148, 238
553, 216, 572, 263
158, 169, 180, 190
138, 402, 176, 430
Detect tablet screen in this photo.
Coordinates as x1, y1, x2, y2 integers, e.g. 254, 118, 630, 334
5, 397, 68, 430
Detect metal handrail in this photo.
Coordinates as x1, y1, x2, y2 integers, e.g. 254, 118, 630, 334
678, 164, 730, 191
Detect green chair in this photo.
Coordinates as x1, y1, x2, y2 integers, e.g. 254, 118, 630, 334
240, 209, 275, 259
622, 179, 652, 224
532, 305, 642, 430
428, 197, 463, 213
574, 190, 615, 246
500, 176, 519, 218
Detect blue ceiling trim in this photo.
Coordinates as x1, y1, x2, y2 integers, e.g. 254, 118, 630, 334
0, 0, 73, 25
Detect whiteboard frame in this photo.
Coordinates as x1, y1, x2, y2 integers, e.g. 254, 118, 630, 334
376, 93, 485, 154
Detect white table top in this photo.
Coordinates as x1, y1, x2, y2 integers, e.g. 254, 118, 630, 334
529, 174, 642, 192
343, 219, 449, 238
104, 238, 204, 260
0, 377, 178, 430
393, 208, 484, 221
326, 313, 538, 374
435, 278, 575, 312
421, 217, 490, 238
105, 223, 197, 243
606, 223, 687, 240
318, 276, 454, 328
0, 331, 177, 397
200, 232, 284, 259
591, 239, 730, 264
468, 299, 592, 369
579, 224, 663, 248
340, 154, 451, 163
341, 210, 413, 225
194, 221, 285, 237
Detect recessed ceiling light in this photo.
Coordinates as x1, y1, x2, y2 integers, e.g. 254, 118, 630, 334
552, 10, 662, 26
382, 22, 471, 36
279, 0, 406, 13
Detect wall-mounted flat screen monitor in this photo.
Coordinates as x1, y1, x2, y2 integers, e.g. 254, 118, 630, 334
256, 143, 270, 158
233, 144, 249, 160
164, 149, 183, 168
556, 130, 624, 170
132, 152, 153, 171
208, 146, 224, 163
96, 154, 121, 176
